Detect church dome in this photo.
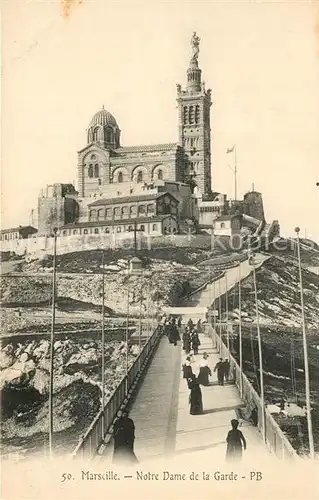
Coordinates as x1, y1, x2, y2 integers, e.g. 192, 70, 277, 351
89, 106, 118, 128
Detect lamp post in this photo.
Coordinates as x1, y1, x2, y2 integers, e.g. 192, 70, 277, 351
101, 250, 105, 413
218, 279, 222, 355
49, 228, 57, 458
238, 261, 243, 398
125, 269, 130, 395
249, 251, 266, 443
294, 227, 315, 459
225, 273, 230, 352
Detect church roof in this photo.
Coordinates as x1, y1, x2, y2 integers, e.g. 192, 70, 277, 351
216, 214, 241, 221
89, 106, 118, 128
1, 225, 37, 234
116, 143, 178, 153
88, 192, 179, 207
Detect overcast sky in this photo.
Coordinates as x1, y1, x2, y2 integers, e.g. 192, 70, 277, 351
2, 0, 319, 240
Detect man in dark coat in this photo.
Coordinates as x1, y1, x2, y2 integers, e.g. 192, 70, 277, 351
214, 358, 225, 385
187, 318, 194, 330
168, 318, 180, 346
112, 409, 138, 465
223, 359, 230, 382
191, 330, 200, 355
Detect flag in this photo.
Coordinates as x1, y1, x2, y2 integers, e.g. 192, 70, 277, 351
226, 145, 235, 154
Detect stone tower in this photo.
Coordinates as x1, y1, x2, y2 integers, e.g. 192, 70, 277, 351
176, 33, 212, 196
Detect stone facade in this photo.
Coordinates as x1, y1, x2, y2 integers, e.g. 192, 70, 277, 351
36, 34, 214, 237
37, 184, 78, 236
213, 214, 242, 237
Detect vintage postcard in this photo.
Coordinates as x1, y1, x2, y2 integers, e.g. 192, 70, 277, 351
1, 0, 319, 499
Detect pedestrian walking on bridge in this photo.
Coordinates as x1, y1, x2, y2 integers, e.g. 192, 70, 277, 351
197, 352, 211, 386
167, 318, 180, 346
191, 329, 200, 355
188, 374, 203, 415
112, 409, 138, 465
225, 419, 247, 462
214, 358, 225, 386
223, 358, 230, 382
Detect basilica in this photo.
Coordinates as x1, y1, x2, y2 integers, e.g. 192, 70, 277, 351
36, 34, 272, 239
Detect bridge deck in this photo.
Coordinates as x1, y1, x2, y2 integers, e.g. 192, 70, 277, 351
173, 335, 265, 462
101, 256, 269, 463
101, 334, 266, 463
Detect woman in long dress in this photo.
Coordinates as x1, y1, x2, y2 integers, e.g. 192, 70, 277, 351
182, 356, 193, 380
226, 419, 247, 462
197, 352, 211, 386
188, 375, 203, 415
112, 410, 138, 465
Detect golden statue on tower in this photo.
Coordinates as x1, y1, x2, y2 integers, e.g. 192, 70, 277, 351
191, 32, 200, 60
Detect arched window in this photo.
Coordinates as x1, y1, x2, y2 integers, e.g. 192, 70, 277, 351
116, 227, 121, 233
152, 224, 157, 231
84, 229, 88, 234
97, 209, 103, 220
62, 230, 67, 236
189, 106, 194, 124
105, 208, 112, 219
94, 164, 99, 178
118, 171, 123, 183
88, 165, 93, 178
138, 205, 145, 215
106, 129, 113, 142
137, 171, 143, 183
128, 225, 133, 231
157, 169, 163, 180
220, 223, 225, 229
140, 225, 145, 232
147, 204, 154, 213
122, 206, 128, 216
94, 228, 99, 234
183, 107, 188, 124
93, 128, 99, 141
73, 230, 77, 235
105, 227, 110, 233
195, 105, 200, 124
130, 206, 137, 216
90, 209, 97, 221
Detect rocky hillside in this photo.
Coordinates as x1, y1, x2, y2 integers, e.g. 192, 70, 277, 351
0, 333, 140, 459
225, 255, 319, 330
217, 252, 319, 454
1, 246, 240, 336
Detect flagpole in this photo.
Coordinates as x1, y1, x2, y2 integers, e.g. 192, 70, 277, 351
49, 228, 57, 458
234, 145, 237, 201
226, 144, 237, 201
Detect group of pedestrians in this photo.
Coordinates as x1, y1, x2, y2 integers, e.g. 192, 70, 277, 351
213, 357, 230, 386
111, 315, 247, 465
182, 318, 202, 355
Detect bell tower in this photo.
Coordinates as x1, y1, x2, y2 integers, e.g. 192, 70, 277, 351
177, 32, 212, 196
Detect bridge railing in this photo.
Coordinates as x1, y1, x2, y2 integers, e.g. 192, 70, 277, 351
206, 324, 298, 460
72, 324, 163, 460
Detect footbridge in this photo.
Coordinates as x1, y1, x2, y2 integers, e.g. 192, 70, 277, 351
72, 254, 298, 463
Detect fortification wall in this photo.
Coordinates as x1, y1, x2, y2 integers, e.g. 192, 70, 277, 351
0, 233, 212, 259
